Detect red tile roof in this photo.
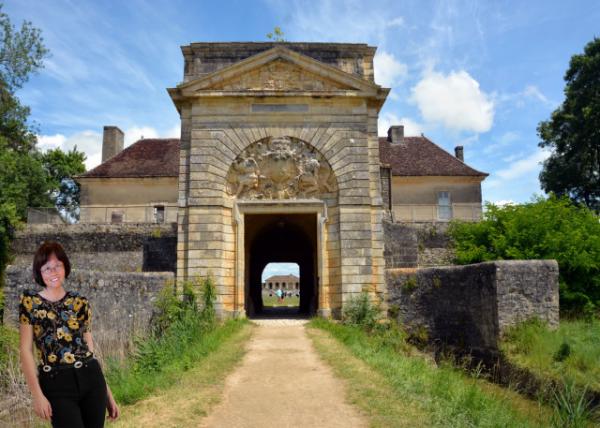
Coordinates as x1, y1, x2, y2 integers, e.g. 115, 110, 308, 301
264, 274, 299, 283
78, 138, 180, 178
78, 135, 486, 179
379, 136, 488, 177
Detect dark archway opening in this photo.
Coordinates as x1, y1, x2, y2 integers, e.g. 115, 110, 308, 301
245, 213, 317, 318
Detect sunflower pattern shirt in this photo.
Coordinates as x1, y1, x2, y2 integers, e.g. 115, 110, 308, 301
19, 290, 93, 366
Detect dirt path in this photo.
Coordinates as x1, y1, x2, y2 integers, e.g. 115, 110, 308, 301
199, 319, 367, 428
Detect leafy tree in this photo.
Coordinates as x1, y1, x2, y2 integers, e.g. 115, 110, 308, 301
537, 37, 600, 212
40, 147, 86, 220
449, 196, 600, 314
0, 4, 49, 306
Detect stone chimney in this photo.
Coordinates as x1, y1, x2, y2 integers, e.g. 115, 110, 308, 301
102, 126, 124, 163
454, 145, 464, 162
387, 125, 404, 144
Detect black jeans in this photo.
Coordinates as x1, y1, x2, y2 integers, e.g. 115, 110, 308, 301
38, 359, 107, 428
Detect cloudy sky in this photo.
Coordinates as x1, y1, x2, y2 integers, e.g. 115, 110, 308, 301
5, 0, 599, 206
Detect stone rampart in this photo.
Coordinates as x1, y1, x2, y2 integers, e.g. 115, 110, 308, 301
3, 267, 173, 357
383, 220, 454, 268
386, 260, 559, 352
11, 223, 177, 272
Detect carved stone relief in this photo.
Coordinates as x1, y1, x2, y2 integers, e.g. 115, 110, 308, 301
226, 136, 337, 200
213, 59, 346, 91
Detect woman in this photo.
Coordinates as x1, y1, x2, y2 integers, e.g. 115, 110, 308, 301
19, 241, 119, 427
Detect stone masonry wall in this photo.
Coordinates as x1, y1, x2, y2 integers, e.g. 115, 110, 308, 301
383, 220, 454, 269
386, 260, 559, 352
4, 267, 173, 357
11, 223, 177, 272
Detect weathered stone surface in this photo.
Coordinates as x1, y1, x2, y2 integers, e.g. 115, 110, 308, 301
386, 260, 559, 352
11, 223, 177, 273
4, 267, 173, 354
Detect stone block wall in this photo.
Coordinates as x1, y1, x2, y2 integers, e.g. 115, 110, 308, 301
3, 267, 173, 357
10, 223, 177, 272
386, 260, 559, 352
383, 220, 454, 268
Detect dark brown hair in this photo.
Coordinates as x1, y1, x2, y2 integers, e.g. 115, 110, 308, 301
32, 242, 71, 287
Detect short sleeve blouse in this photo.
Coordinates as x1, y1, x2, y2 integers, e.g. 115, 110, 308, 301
19, 289, 93, 366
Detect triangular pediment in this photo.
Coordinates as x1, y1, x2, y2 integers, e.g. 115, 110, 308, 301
173, 46, 386, 96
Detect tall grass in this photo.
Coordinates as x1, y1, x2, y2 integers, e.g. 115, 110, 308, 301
311, 318, 551, 427
106, 276, 247, 405
501, 318, 600, 392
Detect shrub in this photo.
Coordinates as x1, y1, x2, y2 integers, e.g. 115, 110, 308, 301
342, 292, 380, 330
402, 276, 417, 294
554, 341, 572, 362
449, 195, 600, 314
551, 381, 597, 427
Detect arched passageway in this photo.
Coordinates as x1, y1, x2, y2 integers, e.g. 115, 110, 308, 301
245, 213, 317, 317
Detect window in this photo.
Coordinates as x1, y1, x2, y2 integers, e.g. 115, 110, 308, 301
154, 205, 165, 224
437, 191, 452, 220
269, 283, 273, 289
111, 211, 124, 224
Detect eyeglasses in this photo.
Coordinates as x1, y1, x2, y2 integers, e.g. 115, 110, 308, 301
41, 263, 64, 275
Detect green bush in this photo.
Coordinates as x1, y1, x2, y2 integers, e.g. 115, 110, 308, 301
449, 195, 600, 313
342, 292, 380, 330
0, 324, 19, 388
107, 275, 222, 404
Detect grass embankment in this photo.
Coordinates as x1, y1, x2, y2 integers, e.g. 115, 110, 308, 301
309, 318, 553, 428
113, 322, 253, 428
501, 318, 600, 392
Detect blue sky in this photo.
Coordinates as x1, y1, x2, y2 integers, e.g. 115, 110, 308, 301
5, 0, 600, 208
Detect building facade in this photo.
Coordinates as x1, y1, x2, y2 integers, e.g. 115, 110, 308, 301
76, 42, 488, 319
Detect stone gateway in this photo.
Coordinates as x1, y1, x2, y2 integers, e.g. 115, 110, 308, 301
168, 43, 390, 318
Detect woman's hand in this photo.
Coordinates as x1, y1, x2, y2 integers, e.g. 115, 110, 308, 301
106, 389, 120, 421
32, 392, 52, 420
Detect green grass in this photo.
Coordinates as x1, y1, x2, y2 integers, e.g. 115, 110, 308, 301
107, 318, 248, 405
0, 324, 19, 383
310, 318, 552, 428
262, 295, 299, 307
501, 318, 600, 392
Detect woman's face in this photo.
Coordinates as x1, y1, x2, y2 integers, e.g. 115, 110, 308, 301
40, 253, 65, 289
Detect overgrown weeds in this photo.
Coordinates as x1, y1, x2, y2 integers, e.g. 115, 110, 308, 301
106, 276, 246, 405
551, 381, 598, 428
310, 318, 552, 427
501, 318, 600, 392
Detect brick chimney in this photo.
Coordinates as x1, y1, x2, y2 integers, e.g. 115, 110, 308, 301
387, 125, 404, 144
102, 126, 124, 163
454, 145, 464, 162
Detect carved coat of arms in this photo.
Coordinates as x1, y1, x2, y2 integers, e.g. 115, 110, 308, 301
226, 137, 336, 200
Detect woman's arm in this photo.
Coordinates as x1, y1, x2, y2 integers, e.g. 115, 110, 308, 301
83, 332, 120, 421
19, 324, 52, 421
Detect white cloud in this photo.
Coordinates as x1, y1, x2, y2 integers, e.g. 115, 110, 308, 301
378, 112, 423, 137
37, 125, 179, 171
38, 134, 66, 151
124, 126, 159, 147
492, 199, 515, 206
262, 263, 299, 282
495, 149, 550, 180
483, 131, 520, 154
523, 85, 554, 107
386, 17, 404, 28
374, 51, 408, 91
410, 69, 494, 133
38, 130, 103, 171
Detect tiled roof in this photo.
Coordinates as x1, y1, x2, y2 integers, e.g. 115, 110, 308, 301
379, 136, 488, 177
78, 139, 179, 178
77, 135, 487, 179
264, 274, 299, 283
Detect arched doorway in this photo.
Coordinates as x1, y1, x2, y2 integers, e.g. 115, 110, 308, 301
244, 213, 317, 317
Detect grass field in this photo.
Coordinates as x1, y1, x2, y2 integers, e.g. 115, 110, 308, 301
262, 295, 299, 307
309, 318, 554, 427
501, 318, 600, 392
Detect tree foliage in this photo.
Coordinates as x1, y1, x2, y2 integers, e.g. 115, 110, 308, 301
40, 147, 86, 219
448, 196, 600, 314
537, 37, 600, 212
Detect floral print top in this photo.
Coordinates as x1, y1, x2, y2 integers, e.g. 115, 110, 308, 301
19, 289, 93, 366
